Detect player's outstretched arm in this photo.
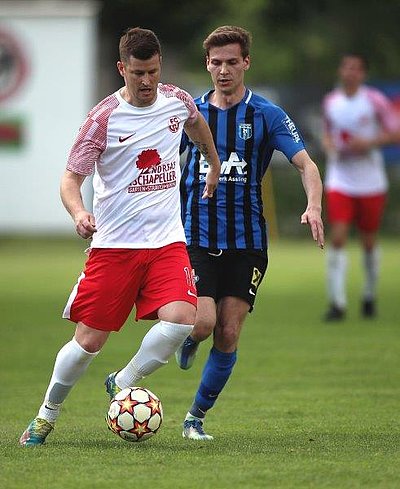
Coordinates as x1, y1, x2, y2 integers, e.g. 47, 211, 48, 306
291, 149, 325, 249
60, 169, 96, 239
184, 113, 221, 198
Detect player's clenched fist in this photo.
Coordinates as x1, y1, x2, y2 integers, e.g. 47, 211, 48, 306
74, 210, 96, 239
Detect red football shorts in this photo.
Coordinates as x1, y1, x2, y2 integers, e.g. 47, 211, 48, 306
62, 242, 197, 331
326, 190, 386, 232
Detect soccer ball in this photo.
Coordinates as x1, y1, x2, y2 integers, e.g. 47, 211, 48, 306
106, 387, 163, 442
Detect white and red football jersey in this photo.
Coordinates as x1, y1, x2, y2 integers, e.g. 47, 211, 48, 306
67, 84, 198, 248
323, 86, 399, 195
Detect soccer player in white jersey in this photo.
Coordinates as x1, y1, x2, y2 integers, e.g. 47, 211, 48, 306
19, 27, 221, 446
322, 53, 400, 321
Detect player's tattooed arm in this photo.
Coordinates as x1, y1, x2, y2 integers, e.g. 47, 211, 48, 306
193, 140, 212, 160
184, 113, 221, 198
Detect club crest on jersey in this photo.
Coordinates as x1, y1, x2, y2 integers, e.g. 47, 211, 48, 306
168, 116, 181, 133
238, 123, 252, 140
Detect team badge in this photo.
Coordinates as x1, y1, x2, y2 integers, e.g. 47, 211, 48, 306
168, 116, 181, 133
238, 123, 252, 140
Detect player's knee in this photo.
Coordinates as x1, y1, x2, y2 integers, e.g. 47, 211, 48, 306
159, 302, 196, 326
214, 326, 240, 350
75, 337, 104, 353
194, 317, 214, 341
74, 323, 109, 353
331, 238, 346, 248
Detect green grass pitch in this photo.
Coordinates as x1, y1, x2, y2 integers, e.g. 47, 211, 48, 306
0, 237, 399, 488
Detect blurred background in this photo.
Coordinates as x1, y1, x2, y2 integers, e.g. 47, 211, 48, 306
1, 0, 400, 237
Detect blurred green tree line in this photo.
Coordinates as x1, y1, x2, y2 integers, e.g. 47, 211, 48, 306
100, 0, 400, 85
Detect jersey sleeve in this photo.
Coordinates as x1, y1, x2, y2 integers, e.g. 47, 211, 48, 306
266, 105, 306, 161
366, 87, 400, 133
159, 84, 199, 123
177, 88, 198, 123
66, 94, 118, 175
66, 116, 106, 175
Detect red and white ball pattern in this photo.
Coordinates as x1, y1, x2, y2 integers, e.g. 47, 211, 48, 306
106, 387, 163, 442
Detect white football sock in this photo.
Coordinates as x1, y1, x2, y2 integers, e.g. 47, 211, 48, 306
38, 337, 99, 423
327, 247, 348, 309
116, 321, 193, 388
363, 246, 380, 300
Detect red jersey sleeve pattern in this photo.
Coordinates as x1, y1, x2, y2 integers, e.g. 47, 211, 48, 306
67, 94, 120, 176
365, 87, 400, 133
159, 84, 198, 124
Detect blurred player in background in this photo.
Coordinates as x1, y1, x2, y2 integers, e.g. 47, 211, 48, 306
322, 53, 400, 321
19, 27, 220, 447
176, 25, 324, 440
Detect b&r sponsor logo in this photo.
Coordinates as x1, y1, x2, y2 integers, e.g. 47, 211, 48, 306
199, 152, 248, 183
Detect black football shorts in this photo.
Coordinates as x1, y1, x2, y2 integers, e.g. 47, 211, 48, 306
187, 246, 268, 311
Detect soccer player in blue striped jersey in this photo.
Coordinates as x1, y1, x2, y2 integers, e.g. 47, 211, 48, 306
176, 26, 324, 440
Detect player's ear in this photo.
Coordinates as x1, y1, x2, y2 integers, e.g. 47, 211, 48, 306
117, 60, 125, 77
243, 55, 250, 71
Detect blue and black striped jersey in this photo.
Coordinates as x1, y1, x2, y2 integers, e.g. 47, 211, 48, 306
180, 88, 305, 250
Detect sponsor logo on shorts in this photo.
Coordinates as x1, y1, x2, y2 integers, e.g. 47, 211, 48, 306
187, 290, 197, 298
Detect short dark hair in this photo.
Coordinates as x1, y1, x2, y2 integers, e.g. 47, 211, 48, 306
203, 25, 252, 58
119, 27, 162, 62
341, 52, 369, 71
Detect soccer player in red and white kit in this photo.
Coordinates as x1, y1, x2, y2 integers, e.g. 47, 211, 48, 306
19, 27, 221, 446
322, 53, 400, 321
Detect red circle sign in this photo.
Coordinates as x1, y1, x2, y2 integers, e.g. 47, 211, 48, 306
0, 28, 29, 103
